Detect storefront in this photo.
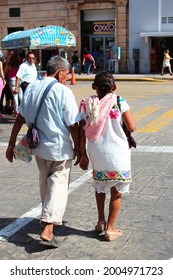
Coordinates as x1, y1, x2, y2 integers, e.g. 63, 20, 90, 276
140, 34, 173, 73
0, 0, 129, 73
129, 0, 173, 73
81, 9, 116, 71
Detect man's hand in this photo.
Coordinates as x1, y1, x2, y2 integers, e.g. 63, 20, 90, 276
69, 123, 80, 166
14, 77, 20, 94
6, 145, 15, 163
5, 113, 25, 163
13, 88, 18, 95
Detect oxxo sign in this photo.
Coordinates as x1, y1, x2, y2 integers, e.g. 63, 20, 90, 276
93, 22, 115, 34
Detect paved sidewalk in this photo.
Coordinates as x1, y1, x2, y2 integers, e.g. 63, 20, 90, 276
0, 76, 173, 260
0, 145, 173, 260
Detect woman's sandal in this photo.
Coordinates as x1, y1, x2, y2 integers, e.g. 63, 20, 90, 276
105, 229, 123, 241
95, 221, 106, 233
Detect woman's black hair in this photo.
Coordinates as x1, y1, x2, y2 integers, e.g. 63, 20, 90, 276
93, 71, 115, 94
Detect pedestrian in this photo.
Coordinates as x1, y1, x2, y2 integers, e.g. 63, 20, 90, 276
161, 49, 173, 76
79, 71, 136, 241
6, 55, 81, 248
4, 51, 22, 117
0, 51, 6, 117
71, 50, 81, 74
0, 82, 14, 114
92, 48, 99, 68
82, 51, 95, 75
14, 51, 37, 93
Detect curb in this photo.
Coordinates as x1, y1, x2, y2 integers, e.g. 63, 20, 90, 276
73, 77, 172, 82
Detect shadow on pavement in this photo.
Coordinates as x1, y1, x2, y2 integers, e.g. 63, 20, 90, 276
1, 218, 105, 254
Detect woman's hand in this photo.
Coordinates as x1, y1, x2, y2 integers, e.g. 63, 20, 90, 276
73, 148, 80, 166
80, 156, 89, 170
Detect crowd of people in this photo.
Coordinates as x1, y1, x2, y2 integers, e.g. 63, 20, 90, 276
5, 52, 136, 248
1, 48, 97, 119
0, 50, 37, 118
71, 48, 96, 75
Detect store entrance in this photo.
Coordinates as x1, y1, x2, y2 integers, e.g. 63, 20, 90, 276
150, 37, 173, 73
84, 35, 115, 71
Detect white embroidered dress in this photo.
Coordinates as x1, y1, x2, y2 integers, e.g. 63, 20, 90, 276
80, 93, 132, 194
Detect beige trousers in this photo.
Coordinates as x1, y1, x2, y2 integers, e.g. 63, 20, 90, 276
35, 156, 72, 225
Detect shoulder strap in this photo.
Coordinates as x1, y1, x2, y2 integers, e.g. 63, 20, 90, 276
117, 95, 121, 111
34, 80, 57, 126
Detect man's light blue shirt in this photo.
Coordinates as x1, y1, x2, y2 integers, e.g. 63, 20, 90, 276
18, 77, 80, 161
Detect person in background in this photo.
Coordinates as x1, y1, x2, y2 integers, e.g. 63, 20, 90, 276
82, 51, 95, 75
6, 55, 80, 248
92, 48, 99, 68
161, 49, 173, 76
14, 51, 37, 93
0, 82, 14, 115
71, 50, 81, 75
4, 51, 22, 117
79, 71, 136, 241
0, 51, 6, 117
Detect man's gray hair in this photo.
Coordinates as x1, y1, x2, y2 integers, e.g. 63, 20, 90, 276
46, 55, 70, 75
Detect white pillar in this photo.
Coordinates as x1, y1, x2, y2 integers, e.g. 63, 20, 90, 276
158, 0, 161, 32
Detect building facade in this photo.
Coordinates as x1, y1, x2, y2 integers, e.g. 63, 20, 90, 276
129, 0, 173, 73
0, 0, 129, 73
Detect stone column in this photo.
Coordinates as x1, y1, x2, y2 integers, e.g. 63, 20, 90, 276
115, 0, 128, 73
66, 2, 80, 60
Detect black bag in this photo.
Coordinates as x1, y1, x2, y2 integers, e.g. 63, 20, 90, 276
26, 80, 57, 149
117, 96, 137, 149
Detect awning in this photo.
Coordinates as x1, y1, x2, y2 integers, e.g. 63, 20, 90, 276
140, 31, 173, 37
1, 25, 76, 50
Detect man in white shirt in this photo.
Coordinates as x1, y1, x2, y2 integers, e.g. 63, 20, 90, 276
6, 55, 80, 248
14, 51, 37, 93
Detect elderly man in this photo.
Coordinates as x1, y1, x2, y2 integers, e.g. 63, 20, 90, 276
6, 55, 80, 248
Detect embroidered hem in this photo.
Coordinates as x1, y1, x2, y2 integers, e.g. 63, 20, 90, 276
93, 169, 131, 182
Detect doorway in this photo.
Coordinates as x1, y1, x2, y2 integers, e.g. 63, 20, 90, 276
150, 37, 173, 73
84, 35, 115, 71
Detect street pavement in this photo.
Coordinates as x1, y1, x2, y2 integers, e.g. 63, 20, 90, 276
0, 74, 173, 261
